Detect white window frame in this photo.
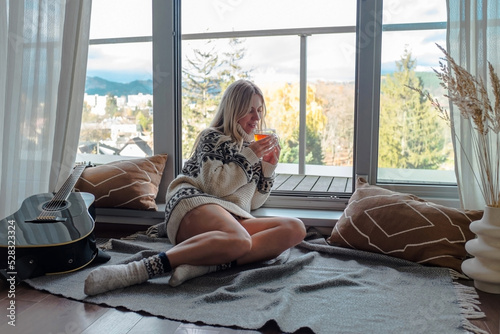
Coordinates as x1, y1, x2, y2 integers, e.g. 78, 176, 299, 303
79, 0, 460, 211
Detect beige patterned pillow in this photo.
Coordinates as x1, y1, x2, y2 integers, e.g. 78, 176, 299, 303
75, 154, 168, 210
327, 178, 482, 272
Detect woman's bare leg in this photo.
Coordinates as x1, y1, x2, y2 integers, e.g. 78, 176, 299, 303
167, 204, 306, 267
84, 204, 247, 295
235, 216, 306, 265
168, 205, 306, 286
85, 204, 306, 294
166, 204, 253, 267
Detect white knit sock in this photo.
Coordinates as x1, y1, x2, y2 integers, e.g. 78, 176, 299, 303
168, 264, 216, 287
84, 252, 172, 295
84, 261, 149, 296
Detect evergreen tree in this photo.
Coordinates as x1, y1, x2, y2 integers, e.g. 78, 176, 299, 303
182, 39, 249, 158
379, 48, 448, 169
219, 38, 251, 91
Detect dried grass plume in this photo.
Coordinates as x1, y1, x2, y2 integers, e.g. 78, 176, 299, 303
408, 44, 500, 208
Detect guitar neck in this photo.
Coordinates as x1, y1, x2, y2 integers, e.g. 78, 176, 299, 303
53, 164, 87, 202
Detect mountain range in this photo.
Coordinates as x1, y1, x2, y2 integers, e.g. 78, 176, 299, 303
85, 76, 153, 96
85, 73, 440, 97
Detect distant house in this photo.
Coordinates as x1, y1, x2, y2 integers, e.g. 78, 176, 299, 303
119, 137, 153, 157
98, 142, 121, 155
110, 122, 140, 142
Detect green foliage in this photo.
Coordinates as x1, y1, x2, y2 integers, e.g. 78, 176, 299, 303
105, 93, 118, 118
279, 123, 324, 164
265, 83, 325, 165
136, 111, 152, 132
379, 48, 449, 169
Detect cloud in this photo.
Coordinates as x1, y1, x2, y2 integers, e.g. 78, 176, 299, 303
87, 44, 152, 82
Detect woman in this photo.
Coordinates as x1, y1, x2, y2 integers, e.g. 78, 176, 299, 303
84, 80, 306, 295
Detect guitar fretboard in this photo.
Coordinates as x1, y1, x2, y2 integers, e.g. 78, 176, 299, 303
36, 164, 87, 221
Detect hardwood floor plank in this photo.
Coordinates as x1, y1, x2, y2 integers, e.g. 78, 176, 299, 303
0, 297, 37, 326
81, 307, 142, 334
456, 279, 499, 334
176, 322, 261, 333
0, 292, 108, 334
11, 283, 49, 302
471, 288, 500, 334
126, 315, 181, 334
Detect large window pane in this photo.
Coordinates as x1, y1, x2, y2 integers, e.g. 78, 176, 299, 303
182, 0, 356, 34
305, 34, 355, 178
89, 0, 151, 39
377, 0, 454, 185
181, 36, 301, 168
181, 0, 356, 193
79, 0, 153, 160
382, 0, 447, 25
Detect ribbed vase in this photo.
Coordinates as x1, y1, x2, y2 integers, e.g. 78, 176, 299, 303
461, 206, 500, 294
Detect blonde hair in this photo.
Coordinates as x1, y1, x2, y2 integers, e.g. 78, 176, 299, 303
193, 80, 267, 152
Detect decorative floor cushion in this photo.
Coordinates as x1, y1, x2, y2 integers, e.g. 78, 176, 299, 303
75, 154, 168, 210
327, 177, 482, 272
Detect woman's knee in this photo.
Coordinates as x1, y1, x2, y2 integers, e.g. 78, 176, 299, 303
281, 217, 306, 244
215, 229, 252, 260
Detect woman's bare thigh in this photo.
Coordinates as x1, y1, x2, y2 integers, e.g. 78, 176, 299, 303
175, 204, 249, 244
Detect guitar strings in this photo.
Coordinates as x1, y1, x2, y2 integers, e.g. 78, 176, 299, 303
37, 164, 86, 220
38, 165, 85, 219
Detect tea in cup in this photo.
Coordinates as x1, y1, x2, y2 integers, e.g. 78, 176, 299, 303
254, 128, 276, 141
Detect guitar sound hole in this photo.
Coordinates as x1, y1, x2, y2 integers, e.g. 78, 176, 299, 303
42, 200, 69, 211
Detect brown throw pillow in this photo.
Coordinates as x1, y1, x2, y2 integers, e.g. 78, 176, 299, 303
327, 178, 482, 272
75, 154, 168, 210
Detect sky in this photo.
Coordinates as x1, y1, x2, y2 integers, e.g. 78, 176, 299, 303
86, 0, 447, 84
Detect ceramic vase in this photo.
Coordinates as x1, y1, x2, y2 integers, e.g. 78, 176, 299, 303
462, 206, 500, 294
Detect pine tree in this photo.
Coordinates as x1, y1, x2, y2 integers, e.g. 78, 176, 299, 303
182, 39, 249, 158
379, 48, 448, 169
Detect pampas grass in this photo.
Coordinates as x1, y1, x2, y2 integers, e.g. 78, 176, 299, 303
408, 44, 500, 208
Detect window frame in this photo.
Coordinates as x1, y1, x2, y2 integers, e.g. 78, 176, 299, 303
79, 0, 460, 211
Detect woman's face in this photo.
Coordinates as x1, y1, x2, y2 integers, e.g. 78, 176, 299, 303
238, 94, 263, 134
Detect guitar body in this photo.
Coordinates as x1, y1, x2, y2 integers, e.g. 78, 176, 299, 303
1, 164, 109, 281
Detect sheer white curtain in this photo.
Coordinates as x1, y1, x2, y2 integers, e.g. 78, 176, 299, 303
447, 0, 500, 210
0, 0, 92, 218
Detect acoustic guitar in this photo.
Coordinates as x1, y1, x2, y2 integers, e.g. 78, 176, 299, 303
0, 163, 109, 281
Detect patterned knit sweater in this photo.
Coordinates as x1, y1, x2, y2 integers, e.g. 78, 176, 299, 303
160, 125, 277, 244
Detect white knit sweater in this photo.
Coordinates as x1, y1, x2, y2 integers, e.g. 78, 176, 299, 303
162, 125, 277, 244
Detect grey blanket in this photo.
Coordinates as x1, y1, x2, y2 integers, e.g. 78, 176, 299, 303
25, 233, 484, 334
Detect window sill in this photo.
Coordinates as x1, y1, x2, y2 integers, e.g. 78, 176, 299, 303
94, 205, 341, 232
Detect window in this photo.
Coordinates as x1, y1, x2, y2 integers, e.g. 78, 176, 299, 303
80, 0, 153, 160
181, 0, 357, 204
377, 0, 452, 185
78, 0, 459, 210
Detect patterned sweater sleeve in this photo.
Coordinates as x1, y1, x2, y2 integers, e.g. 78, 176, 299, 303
184, 130, 261, 198
251, 161, 277, 210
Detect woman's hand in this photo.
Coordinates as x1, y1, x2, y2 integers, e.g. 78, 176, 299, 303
249, 135, 280, 164
262, 142, 280, 165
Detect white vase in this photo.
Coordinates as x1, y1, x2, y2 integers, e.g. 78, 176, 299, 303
462, 206, 500, 294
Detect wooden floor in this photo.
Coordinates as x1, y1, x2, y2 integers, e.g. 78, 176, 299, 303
1, 224, 499, 334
